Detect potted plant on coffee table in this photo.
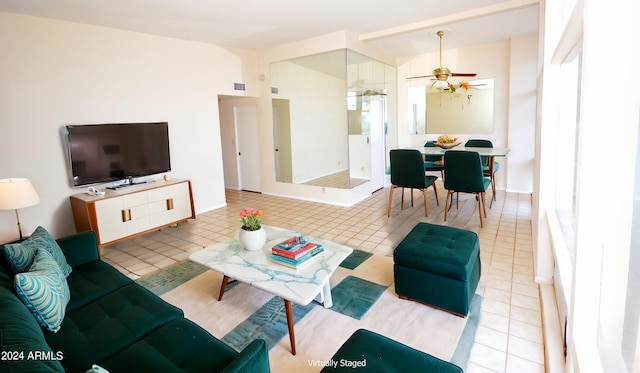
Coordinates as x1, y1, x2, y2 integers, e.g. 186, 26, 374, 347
238, 208, 266, 251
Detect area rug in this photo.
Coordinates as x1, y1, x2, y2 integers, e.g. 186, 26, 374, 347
328, 276, 387, 319
221, 296, 317, 352
146, 252, 481, 372
135, 260, 208, 295
450, 294, 483, 370
338, 249, 372, 270
220, 274, 388, 352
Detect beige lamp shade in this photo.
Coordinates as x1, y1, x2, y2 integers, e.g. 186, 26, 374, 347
0, 178, 41, 210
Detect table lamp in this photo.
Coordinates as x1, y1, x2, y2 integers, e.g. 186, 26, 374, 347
0, 178, 41, 241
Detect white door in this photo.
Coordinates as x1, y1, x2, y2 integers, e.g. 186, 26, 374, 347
369, 96, 386, 192
235, 106, 261, 192
272, 106, 280, 181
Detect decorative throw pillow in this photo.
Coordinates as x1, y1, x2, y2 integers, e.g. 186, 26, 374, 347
15, 249, 70, 333
5, 226, 72, 277
4, 243, 36, 274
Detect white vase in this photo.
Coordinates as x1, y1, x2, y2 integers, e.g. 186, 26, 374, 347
239, 227, 266, 251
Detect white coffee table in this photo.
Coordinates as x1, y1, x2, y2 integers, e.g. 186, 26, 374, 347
189, 225, 353, 355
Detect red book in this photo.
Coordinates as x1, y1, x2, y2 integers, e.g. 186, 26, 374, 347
272, 242, 318, 260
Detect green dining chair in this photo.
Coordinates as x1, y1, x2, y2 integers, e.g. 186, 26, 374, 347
443, 151, 491, 228
465, 139, 499, 207
424, 141, 445, 179
388, 149, 439, 217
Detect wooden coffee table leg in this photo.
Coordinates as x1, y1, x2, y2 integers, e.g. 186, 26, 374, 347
218, 275, 230, 301
284, 299, 296, 355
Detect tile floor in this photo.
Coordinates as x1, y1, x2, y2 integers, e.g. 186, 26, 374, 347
100, 183, 544, 373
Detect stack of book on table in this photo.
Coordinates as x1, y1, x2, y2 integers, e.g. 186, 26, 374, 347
269, 235, 324, 269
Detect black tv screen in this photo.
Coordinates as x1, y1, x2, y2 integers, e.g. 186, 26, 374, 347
65, 122, 171, 187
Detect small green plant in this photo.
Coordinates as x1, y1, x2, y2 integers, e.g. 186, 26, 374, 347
239, 208, 263, 231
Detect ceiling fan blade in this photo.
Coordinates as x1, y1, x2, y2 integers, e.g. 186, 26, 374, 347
451, 73, 477, 77
406, 74, 435, 80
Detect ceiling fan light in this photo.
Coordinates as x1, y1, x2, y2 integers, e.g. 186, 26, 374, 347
432, 80, 449, 89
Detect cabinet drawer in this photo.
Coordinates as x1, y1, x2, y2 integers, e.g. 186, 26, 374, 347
94, 197, 127, 244
123, 191, 148, 208
148, 186, 170, 203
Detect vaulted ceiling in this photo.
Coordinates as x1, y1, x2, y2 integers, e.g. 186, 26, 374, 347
0, 0, 539, 58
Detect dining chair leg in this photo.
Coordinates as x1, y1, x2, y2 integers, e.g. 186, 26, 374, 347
411, 188, 414, 207
477, 193, 484, 228
401, 187, 405, 210
444, 190, 452, 221
489, 175, 496, 208
422, 189, 429, 217
387, 185, 396, 217
482, 192, 488, 217
431, 182, 439, 206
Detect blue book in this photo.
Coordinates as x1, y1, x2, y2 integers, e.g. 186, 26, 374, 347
269, 246, 324, 269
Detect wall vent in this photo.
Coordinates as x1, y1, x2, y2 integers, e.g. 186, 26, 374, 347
271, 87, 279, 94
233, 82, 246, 91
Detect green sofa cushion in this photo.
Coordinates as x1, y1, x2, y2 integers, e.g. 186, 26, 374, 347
44, 283, 183, 373
321, 329, 462, 372
5, 226, 72, 277
0, 286, 65, 372
0, 248, 17, 291
393, 223, 479, 281
102, 318, 239, 372
65, 260, 133, 312
15, 250, 70, 333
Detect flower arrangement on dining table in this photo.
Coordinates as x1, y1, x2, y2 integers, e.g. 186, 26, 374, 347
435, 135, 460, 149
240, 208, 263, 231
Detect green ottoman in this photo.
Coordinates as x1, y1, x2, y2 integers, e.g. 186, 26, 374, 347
393, 223, 480, 316
320, 329, 462, 372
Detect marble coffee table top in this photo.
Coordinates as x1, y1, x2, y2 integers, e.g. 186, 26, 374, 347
189, 225, 353, 306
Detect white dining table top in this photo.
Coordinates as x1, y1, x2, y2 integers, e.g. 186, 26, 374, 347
408, 145, 511, 157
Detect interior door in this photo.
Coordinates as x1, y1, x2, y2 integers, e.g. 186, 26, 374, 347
369, 96, 386, 192
235, 106, 261, 192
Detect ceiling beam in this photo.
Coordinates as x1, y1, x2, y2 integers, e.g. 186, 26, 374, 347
359, 0, 539, 42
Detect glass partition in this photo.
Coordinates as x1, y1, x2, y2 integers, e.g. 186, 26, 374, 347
271, 49, 396, 190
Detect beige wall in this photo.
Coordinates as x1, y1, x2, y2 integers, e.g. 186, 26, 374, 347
0, 12, 258, 242
397, 37, 537, 193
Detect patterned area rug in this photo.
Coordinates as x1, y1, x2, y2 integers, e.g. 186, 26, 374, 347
450, 294, 483, 370
338, 249, 372, 270
138, 248, 481, 371
221, 275, 388, 352
221, 296, 317, 352
327, 276, 387, 320
136, 260, 208, 295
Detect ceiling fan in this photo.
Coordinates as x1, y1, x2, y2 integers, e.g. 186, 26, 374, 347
407, 30, 477, 85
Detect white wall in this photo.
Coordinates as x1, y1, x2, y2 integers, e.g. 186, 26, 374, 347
0, 12, 258, 242
507, 34, 538, 193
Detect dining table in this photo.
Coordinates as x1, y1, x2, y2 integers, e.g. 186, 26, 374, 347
408, 144, 510, 205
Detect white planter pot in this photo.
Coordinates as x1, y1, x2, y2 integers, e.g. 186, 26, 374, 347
239, 227, 266, 251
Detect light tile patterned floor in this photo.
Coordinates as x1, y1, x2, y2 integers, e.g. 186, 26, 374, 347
101, 183, 544, 373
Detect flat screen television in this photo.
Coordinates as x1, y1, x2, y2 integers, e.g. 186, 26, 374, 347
65, 122, 171, 188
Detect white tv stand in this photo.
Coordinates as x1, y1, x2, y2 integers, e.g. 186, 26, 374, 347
70, 179, 195, 247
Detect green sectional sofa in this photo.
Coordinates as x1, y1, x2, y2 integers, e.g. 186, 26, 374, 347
0, 230, 270, 373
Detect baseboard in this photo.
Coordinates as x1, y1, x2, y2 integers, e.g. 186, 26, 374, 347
539, 284, 566, 372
